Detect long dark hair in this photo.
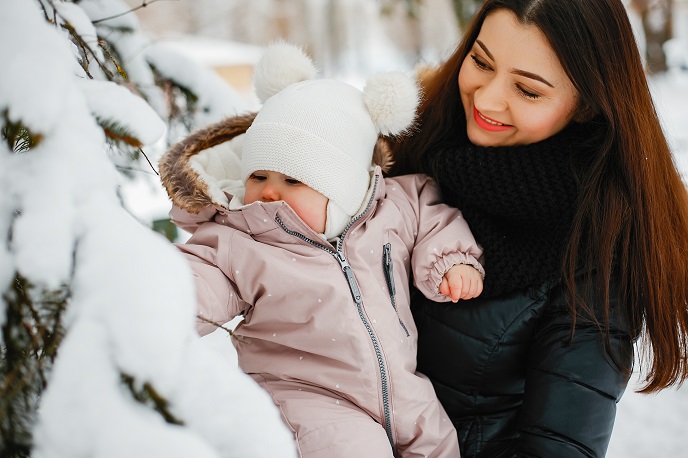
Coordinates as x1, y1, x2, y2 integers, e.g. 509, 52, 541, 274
389, 0, 688, 393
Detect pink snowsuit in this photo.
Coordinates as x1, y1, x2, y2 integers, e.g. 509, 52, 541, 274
162, 119, 483, 458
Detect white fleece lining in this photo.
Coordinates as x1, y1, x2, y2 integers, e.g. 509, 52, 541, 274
189, 139, 244, 208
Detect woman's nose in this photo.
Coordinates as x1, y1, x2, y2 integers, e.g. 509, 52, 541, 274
475, 77, 508, 113
261, 183, 280, 202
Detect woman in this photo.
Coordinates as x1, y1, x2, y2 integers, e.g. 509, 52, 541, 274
387, 0, 688, 456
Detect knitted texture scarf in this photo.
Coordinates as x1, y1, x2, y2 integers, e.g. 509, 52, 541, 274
428, 126, 592, 297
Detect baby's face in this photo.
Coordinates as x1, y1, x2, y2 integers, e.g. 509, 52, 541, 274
245, 170, 328, 234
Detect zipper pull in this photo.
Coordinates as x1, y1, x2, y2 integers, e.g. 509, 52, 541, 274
336, 252, 362, 305
383, 243, 396, 296
383, 243, 409, 336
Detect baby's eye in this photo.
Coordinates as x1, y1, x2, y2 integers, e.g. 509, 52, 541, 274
249, 173, 266, 181
470, 54, 491, 71
285, 178, 302, 185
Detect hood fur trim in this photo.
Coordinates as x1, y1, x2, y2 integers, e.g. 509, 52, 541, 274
159, 112, 256, 214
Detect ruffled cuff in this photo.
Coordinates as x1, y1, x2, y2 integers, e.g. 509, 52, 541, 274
421, 252, 485, 301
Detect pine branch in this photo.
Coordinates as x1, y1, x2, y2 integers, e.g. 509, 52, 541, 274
121, 373, 183, 425
34, 0, 52, 23
152, 75, 198, 140
100, 119, 143, 147
98, 39, 128, 80
101, 126, 160, 177
92, 0, 177, 25
0, 274, 68, 458
196, 316, 248, 344
115, 165, 160, 176
61, 21, 113, 80
1, 111, 43, 153
139, 148, 159, 176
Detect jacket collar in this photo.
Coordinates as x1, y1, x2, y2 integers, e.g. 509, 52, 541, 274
222, 167, 385, 240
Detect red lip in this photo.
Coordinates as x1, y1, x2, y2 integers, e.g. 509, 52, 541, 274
473, 106, 513, 132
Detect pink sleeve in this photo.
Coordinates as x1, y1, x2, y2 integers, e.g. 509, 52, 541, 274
175, 225, 246, 336
385, 175, 484, 302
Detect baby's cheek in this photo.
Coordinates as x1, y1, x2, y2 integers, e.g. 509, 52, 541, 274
313, 206, 328, 233
296, 202, 327, 233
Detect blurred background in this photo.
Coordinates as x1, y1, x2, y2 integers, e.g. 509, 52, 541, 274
123, 0, 688, 96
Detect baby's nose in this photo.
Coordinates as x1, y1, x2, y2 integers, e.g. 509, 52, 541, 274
261, 184, 280, 202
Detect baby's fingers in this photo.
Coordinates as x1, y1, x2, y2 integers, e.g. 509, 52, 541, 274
448, 277, 463, 303
439, 277, 451, 297
461, 275, 484, 300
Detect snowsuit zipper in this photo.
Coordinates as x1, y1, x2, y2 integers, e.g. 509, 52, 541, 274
274, 176, 397, 455
383, 243, 410, 337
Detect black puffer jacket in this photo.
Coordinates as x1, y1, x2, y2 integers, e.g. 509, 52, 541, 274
395, 125, 637, 457
411, 274, 634, 458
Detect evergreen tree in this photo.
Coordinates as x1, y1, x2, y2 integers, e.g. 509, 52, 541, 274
0, 1, 295, 457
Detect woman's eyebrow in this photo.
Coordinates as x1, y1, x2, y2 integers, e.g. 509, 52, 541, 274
475, 39, 495, 61
475, 39, 554, 88
512, 68, 554, 88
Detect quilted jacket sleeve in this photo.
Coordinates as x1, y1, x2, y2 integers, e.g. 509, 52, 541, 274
513, 281, 635, 458
175, 222, 247, 336
385, 174, 484, 301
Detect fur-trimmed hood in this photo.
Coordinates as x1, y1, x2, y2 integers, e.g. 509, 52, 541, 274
158, 113, 395, 215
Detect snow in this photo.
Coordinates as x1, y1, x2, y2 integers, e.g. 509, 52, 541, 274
146, 43, 248, 128
2, 1, 296, 457
2, 0, 687, 456
79, 78, 166, 145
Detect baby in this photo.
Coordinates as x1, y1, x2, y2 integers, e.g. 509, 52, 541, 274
160, 42, 484, 457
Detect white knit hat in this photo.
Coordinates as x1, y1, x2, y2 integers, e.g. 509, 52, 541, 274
242, 42, 419, 239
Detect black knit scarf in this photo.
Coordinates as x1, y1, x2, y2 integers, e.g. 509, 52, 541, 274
428, 125, 594, 297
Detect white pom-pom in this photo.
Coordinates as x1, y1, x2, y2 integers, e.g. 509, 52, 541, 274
362, 72, 419, 136
253, 41, 317, 104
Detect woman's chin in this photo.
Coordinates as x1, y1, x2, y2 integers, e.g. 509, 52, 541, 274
467, 130, 507, 147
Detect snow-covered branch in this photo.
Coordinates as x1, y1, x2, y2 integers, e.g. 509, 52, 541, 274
0, 1, 294, 457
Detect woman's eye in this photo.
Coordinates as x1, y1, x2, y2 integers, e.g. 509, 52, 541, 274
517, 86, 540, 100
470, 54, 491, 71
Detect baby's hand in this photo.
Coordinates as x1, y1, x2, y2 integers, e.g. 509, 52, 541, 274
439, 264, 483, 302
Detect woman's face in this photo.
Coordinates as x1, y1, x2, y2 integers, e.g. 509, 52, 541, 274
458, 9, 580, 147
